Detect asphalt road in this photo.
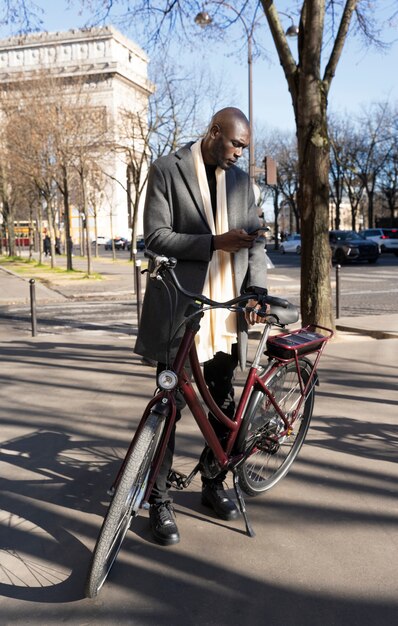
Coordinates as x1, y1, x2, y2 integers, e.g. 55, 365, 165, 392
271, 251, 397, 315
0, 251, 396, 339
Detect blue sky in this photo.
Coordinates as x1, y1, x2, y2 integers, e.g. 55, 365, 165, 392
1, 1, 397, 133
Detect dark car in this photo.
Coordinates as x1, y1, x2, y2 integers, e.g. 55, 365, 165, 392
329, 230, 379, 264
105, 237, 127, 251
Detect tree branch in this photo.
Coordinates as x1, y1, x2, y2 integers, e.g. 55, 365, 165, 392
260, 0, 298, 103
323, 0, 358, 92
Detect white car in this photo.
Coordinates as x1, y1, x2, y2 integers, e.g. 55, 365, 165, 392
280, 234, 301, 254
92, 236, 107, 245
361, 228, 398, 255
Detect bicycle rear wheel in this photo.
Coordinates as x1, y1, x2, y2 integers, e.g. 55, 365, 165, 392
237, 359, 315, 496
85, 411, 165, 598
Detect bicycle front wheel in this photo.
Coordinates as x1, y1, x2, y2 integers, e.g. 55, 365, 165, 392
238, 359, 315, 496
85, 411, 165, 598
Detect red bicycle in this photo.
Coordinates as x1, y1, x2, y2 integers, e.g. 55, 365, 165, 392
85, 251, 333, 597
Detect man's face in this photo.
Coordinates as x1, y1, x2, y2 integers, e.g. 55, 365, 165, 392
210, 119, 250, 170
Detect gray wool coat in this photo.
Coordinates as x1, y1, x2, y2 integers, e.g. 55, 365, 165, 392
134, 142, 268, 368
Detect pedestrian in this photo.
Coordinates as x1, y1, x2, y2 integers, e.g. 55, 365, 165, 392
55, 236, 61, 255
43, 234, 51, 257
135, 107, 268, 546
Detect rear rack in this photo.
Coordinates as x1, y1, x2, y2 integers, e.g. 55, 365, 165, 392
265, 325, 334, 361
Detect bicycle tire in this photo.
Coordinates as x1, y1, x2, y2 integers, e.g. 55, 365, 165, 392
85, 411, 165, 598
237, 359, 315, 496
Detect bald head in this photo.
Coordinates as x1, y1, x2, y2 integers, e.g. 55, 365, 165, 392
209, 107, 250, 133
201, 107, 250, 170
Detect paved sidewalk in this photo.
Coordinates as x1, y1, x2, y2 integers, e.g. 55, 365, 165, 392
1, 256, 397, 339
0, 257, 397, 625
0, 330, 397, 625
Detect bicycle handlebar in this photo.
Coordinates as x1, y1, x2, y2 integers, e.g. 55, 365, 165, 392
144, 249, 290, 310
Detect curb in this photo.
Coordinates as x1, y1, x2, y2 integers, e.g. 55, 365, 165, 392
335, 323, 398, 340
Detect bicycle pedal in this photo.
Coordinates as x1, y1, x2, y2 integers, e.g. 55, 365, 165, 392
168, 469, 188, 489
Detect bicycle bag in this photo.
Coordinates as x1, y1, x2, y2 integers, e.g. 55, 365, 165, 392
265, 326, 327, 360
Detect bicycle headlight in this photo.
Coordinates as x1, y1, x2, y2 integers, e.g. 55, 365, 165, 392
158, 370, 178, 390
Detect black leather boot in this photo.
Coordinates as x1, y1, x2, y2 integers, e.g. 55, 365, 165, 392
149, 501, 180, 546
201, 483, 239, 521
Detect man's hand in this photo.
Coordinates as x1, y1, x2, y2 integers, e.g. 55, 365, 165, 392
213, 229, 256, 253
244, 298, 269, 325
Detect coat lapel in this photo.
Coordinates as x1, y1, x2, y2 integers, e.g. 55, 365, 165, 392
175, 144, 241, 232
175, 144, 209, 228
226, 168, 238, 230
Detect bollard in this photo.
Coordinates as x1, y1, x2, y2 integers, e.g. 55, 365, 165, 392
135, 259, 142, 326
29, 278, 38, 336
335, 264, 341, 319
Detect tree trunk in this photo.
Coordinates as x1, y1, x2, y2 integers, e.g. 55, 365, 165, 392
47, 199, 57, 268
62, 168, 73, 271
367, 188, 374, 228
297, 86, 334, 330
28, 209, 34, 262
81, 179, 92, 276
36, 203, 43, 264
5, 200, 16, 257
273, 187, 280, 251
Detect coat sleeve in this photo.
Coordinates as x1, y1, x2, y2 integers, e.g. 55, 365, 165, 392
241, 176, 268, 291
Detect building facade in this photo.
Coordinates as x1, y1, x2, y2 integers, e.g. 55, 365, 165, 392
0, 26, 153, 244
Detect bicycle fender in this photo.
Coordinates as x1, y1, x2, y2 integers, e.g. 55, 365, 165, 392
299, 356, 319, 386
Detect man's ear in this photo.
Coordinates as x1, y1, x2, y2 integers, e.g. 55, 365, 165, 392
210, 123, 221, 138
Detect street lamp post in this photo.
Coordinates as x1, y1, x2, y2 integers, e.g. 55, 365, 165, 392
247, 27, 255, 186
195, 7, 298, 188
195, 8, 256, 186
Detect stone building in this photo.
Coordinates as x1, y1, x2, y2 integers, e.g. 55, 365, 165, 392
0, 26, 153, 245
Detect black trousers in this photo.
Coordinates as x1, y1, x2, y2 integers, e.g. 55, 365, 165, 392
150, 346, 239, 503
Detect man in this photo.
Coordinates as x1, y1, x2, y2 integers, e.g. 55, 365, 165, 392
135, 107, 268, 545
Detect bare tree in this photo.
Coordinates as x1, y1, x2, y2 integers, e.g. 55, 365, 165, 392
354, 102, 393, 228
274, 133, 299, 234
257, 128, 299, 240
378, 108, 398, 226
109, 56, 231, 259
329, 114, 350, 230
0, 0, 43, 32
1, 90, 56, 261
71, 0, 395, 329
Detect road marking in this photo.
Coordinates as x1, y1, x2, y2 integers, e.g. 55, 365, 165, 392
340, 288, 398, 295
340, 275, 395, 282
267, 274, 297, 282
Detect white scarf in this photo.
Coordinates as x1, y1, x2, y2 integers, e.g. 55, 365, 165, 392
191, 140, 237, 363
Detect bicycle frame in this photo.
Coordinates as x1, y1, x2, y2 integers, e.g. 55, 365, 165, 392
85, 253, 335, 601
134, 309, 333, 505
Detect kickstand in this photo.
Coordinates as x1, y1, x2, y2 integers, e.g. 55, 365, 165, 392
233, 473, 255, 538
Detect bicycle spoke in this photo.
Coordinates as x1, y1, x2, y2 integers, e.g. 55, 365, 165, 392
238, 360, 315, 495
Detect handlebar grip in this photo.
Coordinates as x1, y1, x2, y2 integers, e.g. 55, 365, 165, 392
144, 249, 157, 260
266, 295, 289, 309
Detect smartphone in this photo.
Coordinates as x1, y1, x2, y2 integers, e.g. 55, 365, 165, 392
248, 226, 269, 236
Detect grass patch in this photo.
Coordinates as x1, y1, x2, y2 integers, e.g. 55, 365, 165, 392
80, 272, 102, 280
0, 255, 102, 280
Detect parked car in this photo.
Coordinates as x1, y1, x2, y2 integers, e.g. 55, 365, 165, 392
361, 228, 398, 255
91, 236, 107, 246
280, 233, 301, 254
329, 230, 379, 264
105, 237, 127, 251
127, 238, 145, 252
